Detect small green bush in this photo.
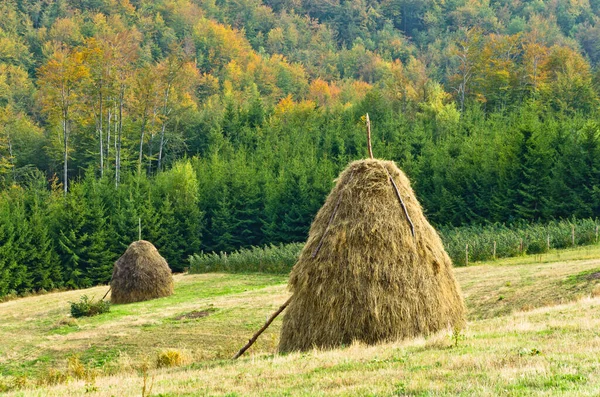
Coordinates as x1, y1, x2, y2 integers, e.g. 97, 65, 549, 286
69, 295, 110, 318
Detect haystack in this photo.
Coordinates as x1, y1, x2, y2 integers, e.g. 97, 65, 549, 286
110, 240, 174, 304
278, 159, 466, 353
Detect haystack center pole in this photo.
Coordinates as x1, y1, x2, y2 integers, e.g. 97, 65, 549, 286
233, 296, 292, 360
366, 113, 374, 159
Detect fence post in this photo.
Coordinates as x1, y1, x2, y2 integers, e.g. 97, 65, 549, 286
493, 241, 496, 260
519, 238, 523, 254
547, 235, 550, 251
465, 244, 469, 267
596, 224, 598, 243
572, 224, 575, 246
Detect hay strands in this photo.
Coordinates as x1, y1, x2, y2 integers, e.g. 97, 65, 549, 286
312, 171, 355, 258
233, 296, 292, 360
383, 166, 415, 238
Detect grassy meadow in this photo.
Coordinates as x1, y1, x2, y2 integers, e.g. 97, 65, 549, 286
2, 246, 600, 396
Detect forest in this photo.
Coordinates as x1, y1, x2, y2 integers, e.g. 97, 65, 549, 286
1, 0, 600, 296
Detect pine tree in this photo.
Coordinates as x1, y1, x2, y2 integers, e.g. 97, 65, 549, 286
209, 185, 237, 253
513, 125, 554, 221
26, 198, 61, 290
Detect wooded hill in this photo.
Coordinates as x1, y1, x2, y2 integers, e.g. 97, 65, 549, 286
1, 0, 600, 295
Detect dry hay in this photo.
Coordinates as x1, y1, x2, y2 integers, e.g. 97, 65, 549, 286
279, 159, 466, 353
110, 240, 174, 304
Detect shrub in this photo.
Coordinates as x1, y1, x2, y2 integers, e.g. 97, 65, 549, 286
156, 349, 184, 368
69, 295, 110, 318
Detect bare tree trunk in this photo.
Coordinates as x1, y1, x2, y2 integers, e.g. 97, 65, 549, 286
138, 112, 147, 176
63, 109, 69, 195
99, 90, 104, 177
116, 85, 124, 187
114, 102, 118, 158
158, 122, 167, 171
147, 108, 158, 174
106, 105, 111, 171
158, 83, 171, 171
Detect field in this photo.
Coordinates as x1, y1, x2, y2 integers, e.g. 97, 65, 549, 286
2, 246, 600, 396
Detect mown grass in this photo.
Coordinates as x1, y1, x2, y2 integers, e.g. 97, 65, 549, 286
1, 247, 600, 395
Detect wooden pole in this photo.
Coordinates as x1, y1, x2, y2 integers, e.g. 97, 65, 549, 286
233, 297, 292, 360
101, 286, 111, 301
519, 238, 523, 254
572, 225, 575, 246
547, 235, 550, 251
596, 225, 598, 243
465, 244, 469, 266
366, 113, 373, 159
493, 241, 496, 260
384, 167, 415, 238
139, 218, 142, 241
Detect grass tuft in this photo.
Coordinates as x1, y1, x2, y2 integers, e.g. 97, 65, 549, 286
156, 350, 185, 368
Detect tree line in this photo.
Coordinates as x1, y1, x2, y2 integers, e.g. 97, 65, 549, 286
2, 100, 600, 297
2, 0, 600, 296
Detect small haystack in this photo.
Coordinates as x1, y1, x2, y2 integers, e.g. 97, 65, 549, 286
278, 159, 466, 353
110, 240, 174, 304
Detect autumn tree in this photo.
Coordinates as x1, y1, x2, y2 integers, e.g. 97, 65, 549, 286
449, 27, 485, 112
154, 45, 199, 171
37, 46, 88, 193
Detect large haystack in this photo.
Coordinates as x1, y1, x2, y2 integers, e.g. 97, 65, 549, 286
110, 240, 174, 304
278, 159, 466, 353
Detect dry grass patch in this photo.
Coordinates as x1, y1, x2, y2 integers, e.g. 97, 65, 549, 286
1, 252, 600, 395
6, 296, 600, 396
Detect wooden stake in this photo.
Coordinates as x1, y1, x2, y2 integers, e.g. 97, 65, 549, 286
572, 225, 575, 246
547, 235, 550, 250
139, 218, 142, 241
493, 241, 496, 260
383, 167, 415, 238
465, 244, 469, 266
366, 113, 373, 159
596, 225, 598, 243
233, 297, 292, 360
101, 286, 111, 301
519, 238, 523, 253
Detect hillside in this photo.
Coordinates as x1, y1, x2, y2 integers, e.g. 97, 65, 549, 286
3, 0, 600, 297
2, 247, 600, 395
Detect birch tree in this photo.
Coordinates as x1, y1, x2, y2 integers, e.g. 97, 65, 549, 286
38, 46, 88, 194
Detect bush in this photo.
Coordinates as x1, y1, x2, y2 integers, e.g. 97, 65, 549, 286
156, 349, 184, 368
69, 295, 110, 318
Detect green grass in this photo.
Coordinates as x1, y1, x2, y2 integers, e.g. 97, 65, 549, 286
1, 247, 600, 395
